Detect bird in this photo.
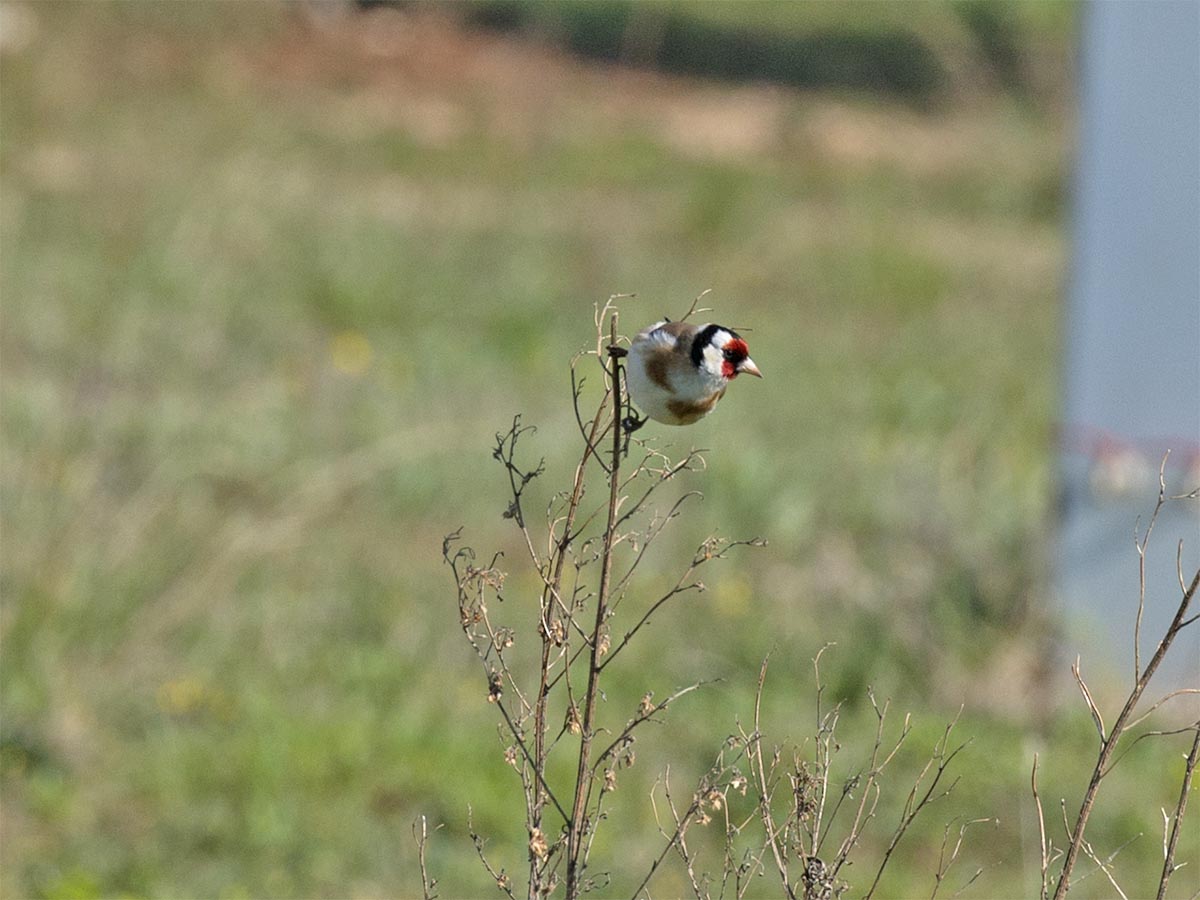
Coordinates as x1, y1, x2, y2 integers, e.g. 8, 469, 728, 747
623, 320, 761, 427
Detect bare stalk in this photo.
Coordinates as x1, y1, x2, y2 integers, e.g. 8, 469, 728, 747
1052, 566, 1200, 899
863, 713, 969, 900
929, 816, 996, 900
1031, 754, 1050, 900
1157, 724, 1200, 899
414, 815, 440, 900
469, 807, 518, 899
748, 655, 798, 900
532, 382, 609, 883
566, 311, 624, 899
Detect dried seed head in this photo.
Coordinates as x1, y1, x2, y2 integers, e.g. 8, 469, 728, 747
550, 619, 566, 646
802, 856, 836, 900
603, 768, 617, 792
730, 774, 748, 795
494, 628, 514, 650
639, 693, 654, 716
487, 671, 503, 703
793, 763, 818, 821
696, 809, 712, 826
597, 629, 611, 657
529, 827, 548, 859
565, 704, 582, 735
504, 746, 518, 767
706, 788, 724, 811
497, 871, 510, 891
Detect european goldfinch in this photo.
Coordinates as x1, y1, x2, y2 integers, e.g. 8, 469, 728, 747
625, 321, 762, 426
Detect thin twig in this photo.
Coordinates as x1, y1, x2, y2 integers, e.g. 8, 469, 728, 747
531, 373, 610, 888
1102, 721, 1200, 778
495, 699, 571, 825
1052, 566, 1200, 899
1134, 453, 1170, 683
636, 743, 742, 900
1072, 657, 1107, 742
1157, 724, 1200, 899
593, 681, 714, 772
1075, 834, 1139, 899
930, 817, 996, 900
566, 312, 625, 899
829, 691, 912, 876
468, 807, 518, 900
749, 655, 797, 900
1126, 689, 1200, 732
1032, 754, 1050, 900
600, 536, 764, 670
413, 815, 440, 900
680, 288, 714, 322
863, 712, 968, 900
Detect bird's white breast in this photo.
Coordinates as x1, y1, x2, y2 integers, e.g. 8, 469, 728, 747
626, 324, 727, 425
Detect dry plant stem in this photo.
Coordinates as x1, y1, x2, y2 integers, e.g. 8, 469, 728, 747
662, 770, 706, 899
637, 783, 706, 898
1072, 833, 1139, 897
929, 817, 996, 900
470, 807, 518, 900
1134, 456, 1169, 681
637, 738, 751, 900
495, 697, 569, 824
1157, 724, 1200, 899
731, 647, 964, 900
862, 714, 968, 900
593, 682, 709, 773
1032, 754, 1051, 900
1052, 567, 1200, 900
749, 656, 798, 900
601, 535, 763, 672
566, 313, 623, 900
1076, 837, 1136, 899
414, 815, 439, 900
828, 692, 912, 879
532, 391, 608, 871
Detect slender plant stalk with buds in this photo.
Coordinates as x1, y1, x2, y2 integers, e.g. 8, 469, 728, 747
444, 298, 763, 898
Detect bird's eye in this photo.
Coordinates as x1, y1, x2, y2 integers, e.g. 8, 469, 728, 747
723, 349, 736, 360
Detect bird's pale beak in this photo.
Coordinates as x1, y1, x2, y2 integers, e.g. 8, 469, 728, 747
738, 358, 763, 378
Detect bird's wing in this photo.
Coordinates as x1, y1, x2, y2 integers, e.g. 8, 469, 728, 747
638, 320, 699, 356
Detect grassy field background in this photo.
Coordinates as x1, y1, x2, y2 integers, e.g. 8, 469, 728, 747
2, 3, 1196, 898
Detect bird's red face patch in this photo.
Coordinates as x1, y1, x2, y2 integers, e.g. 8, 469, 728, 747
721, 338, 749, 379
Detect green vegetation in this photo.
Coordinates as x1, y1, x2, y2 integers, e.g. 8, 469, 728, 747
2, 3, 1194, 898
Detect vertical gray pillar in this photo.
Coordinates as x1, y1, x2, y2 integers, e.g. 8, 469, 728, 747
1060, 0, 1200, 687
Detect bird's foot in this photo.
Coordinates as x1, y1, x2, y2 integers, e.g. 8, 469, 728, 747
621, 411, 646, 457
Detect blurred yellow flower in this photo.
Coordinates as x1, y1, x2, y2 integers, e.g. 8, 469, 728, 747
157, 677, 207, 715
330, 330, 373, 376
156, 677, 233, 721
715, 575, 752, 619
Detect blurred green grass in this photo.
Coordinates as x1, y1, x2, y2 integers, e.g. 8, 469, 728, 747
1, 2, 1195, 898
